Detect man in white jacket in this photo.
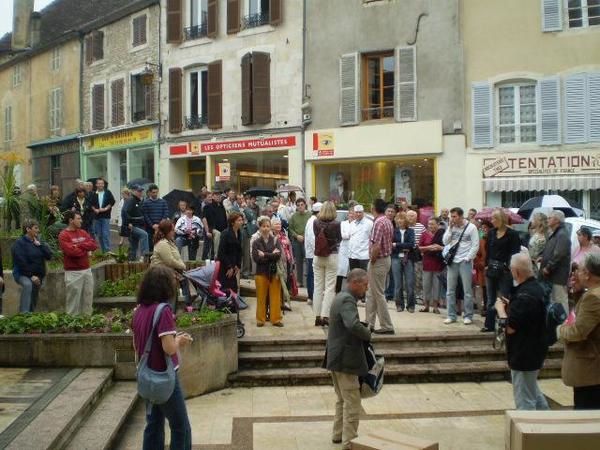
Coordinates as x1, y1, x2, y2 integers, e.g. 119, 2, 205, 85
442, 207, 479, 325
304, 202, 322, 305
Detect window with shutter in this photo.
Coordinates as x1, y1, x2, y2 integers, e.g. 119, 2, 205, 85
92, 84, 105, 130
567, 0, 600, 29
167, 0, 183, 44
496, 83, 537, 145
471, 82, 493, 148
49, 88, 63, 132
542, 0, 563, 31
339, 53, 359, 126
396, 46, 417, 122
207, 0, 217, 38
564, 74, 587, 144
4, 106, 12, 142
241, 53, 252, 125
207, 60, 223, 129
252, 52, 271, 124
132, 75, 152, 122
270, 0, 282, 25
537, 77, 561, 145
361, 52, 394, 121
589, 73, 600, 142
85, 36, 93, 65
169, 68, 183, 133
51, 47, 60, 71
93, 31, 104, 61
227, 0, 241, 34
186, 67, 208, 129
111, 79, 125, 126
132, 15, 147, 47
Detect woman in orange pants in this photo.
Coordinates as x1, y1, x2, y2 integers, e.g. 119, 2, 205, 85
251, 216, 284, 327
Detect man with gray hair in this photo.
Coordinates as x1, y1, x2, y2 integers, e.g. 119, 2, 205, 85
324, 268, 372, 448
540, 210, 571, 311
495, 252, 549, 410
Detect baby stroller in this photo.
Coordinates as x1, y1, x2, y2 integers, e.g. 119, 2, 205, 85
183, 261, 246, 338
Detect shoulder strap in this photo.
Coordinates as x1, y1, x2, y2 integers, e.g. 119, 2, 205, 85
456, 223, 469, 244
142, 303, 168, 356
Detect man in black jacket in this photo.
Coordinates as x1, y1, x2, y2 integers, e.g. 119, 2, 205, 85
201, 192, 227, 260
325, 269, 372, 449
540, 210, 571, 311
122, 185, 149, 261
496, 252, 549, 410
90, 178, 116, 253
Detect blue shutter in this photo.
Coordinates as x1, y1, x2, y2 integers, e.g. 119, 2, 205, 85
395, 46, 417, 122
472, 82, 493, 148
564, 74, 587, 144
339, 53, 359, 126
542, 0, 563, 32
537, 76, 561, 145
589, 73, 600, 142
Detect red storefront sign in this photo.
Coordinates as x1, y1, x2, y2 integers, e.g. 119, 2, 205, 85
201, 136, 296, 153
169, 144, 189, 156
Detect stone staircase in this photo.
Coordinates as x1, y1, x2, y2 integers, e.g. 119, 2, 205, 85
3, 368, 138, 450
229, 332, 563, 387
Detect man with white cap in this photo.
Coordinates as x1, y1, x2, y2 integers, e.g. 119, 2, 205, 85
348, 204, 372, 271
304, 202, 322, 305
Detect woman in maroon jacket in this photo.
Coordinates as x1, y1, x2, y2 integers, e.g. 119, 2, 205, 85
418, 217, 445, 314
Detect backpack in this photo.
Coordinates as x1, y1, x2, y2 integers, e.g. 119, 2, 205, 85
521, 286, 567, 347
359, 341, 384, 399
314, 223, 331, 257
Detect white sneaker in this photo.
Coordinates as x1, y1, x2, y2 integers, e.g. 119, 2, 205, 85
306, 299, 313, 306
443, 318, 456, 324
463, 318, 473, 325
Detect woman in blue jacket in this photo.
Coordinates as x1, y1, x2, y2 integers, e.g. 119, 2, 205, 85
12, 219, 53, 312
391, 213, 416, 313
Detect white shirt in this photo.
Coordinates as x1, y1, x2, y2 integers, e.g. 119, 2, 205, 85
337, 219, 352, 276
304, 215, 317, 259
348, 217, 373, 260
442, 220, 479, 263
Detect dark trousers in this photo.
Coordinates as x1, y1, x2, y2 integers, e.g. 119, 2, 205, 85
201, 232, 214, 260
291, 239, 305, 286
306, 258, 314, 300
574, 384, 600, 410
484, 271, 513, 330
335, 275, 345, 294
147, 227, 155, 252
385, 267, 394, 300
348, 259, 369, 271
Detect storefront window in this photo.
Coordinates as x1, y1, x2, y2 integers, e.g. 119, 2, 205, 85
314, 158, 434, 208
86, 154, 107, 179
212, 151, 288, 193
129, 147, 155, 182
188, 158, 206, 193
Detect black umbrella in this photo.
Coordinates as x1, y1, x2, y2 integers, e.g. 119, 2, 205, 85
163, 189, 198, 216
127, 178, 153, 189
244, 187, 277, 198
517, 195, 582, 220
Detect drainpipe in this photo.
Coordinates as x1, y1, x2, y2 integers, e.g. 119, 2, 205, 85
301, 0, 307, 192
156, 1, 162, 186
78, 30, 85, 179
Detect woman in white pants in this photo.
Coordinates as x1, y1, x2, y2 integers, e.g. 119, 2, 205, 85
312, 201, 342, 326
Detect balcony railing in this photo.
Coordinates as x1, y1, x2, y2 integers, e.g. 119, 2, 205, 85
361, 106, 394, 121
184, 23, 208, 41
242, 12, 269, 30
185, 115, 207, 130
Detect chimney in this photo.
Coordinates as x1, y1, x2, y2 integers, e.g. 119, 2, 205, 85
30, 12, 42, 47
11, 0, 34, 50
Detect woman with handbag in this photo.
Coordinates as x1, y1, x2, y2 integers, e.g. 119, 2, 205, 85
391, 213, 416, 312
418, 217, 445, 314
132, 265, 193, 450
252, 217, 284, 327
482, 209, 522, 332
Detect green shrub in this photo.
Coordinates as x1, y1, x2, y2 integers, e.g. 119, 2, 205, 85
98, 272, 144, 297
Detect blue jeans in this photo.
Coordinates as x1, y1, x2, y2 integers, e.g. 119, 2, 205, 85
143, 377, 192, 450
485, 271, 513, 330
511, 369, 549, 410
94, 218, 111, 253
391, 257, 415, 309
17, 276, 41, 313
446, 260, 474, 320
306, 258, 314, 300
129, 226, 149, 261
385, 267, 394, 300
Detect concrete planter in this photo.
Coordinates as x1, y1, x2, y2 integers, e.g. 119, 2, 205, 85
0, 315, 237, 398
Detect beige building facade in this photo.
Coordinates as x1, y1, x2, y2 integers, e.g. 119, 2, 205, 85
462, 0, 600, 217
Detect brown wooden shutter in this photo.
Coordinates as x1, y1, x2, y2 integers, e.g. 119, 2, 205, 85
111, 79, 124, 126
227, 0, 240, 34
60, 152, 80, 195
241, 53, 252, 125
166, 0, 183, 44
85, 35, 93, 65
92, 84, 105, 130
93, 31, 104, 61
133, 15, 147, 46
207, 0, 218, 38
207, 60, 223, 129
33, 157, 51, 194
270, 0, 282, 25
168, 68, 183, 133
252, 52, 271, 124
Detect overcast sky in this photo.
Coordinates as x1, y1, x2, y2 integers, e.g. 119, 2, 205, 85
0, 0, 55, 37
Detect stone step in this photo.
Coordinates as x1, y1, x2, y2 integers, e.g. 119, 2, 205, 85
6, 368, 113, 450
238, 332, 497, 352
65, 382, 138, 450
238, 346, 564, 369
228, 358, 563, 387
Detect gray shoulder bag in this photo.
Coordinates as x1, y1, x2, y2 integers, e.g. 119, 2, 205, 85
136, 303, 176, 404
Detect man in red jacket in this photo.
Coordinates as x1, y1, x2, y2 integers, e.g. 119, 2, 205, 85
59, 211, 98, 315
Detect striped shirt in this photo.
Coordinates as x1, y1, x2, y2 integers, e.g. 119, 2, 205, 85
411, 222, 426, 249
370, 215, 394, 258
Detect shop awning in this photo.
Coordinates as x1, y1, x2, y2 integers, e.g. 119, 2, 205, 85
27, 133, 79, 148
484, 176, 600, 192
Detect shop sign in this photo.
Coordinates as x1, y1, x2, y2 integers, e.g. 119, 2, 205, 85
215, 162, 231, 182
482, 152, 600, 177
88, 127, 154, 150
201, 136, 296, 153
312, 132, 335, 157
169, 144, 189, 156
190, 142, 201, 155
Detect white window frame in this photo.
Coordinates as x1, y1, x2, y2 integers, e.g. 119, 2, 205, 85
247, 0, 268, 16
566, 0, 600, 29
495, 82, 538, 146
186, 66, 208, 124
130, 12, 148, 50
4, 106, 13, 142
51, 47, 60, 71
12, 64, 22, 87
49, 87, 63, 133
189, 0, 208, 27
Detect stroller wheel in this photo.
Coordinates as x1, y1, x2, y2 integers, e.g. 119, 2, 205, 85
236, 324, 245, 339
